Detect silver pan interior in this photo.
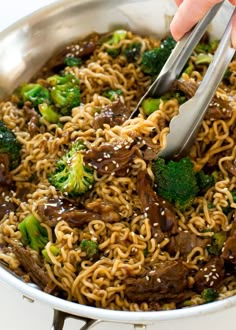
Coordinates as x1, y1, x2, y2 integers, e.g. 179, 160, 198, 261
0, 0, 236, 325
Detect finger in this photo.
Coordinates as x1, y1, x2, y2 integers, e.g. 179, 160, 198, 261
174, 0, 183, 6
231, 14, 236, 48
229, 0, 236, 5
170, 0, 222, 41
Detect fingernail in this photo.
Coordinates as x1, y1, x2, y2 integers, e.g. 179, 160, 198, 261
231, 16, 236, 49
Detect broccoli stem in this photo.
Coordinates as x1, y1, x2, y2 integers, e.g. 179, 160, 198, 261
19, 214, 48, 252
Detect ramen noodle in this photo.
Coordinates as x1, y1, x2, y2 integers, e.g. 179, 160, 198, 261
0, 30, 236, 311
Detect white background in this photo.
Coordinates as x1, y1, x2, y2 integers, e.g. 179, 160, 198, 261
0, 1, 236, 329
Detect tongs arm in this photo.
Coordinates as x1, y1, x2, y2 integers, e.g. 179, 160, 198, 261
158, 6, 236, 159
130, 1, 224, 118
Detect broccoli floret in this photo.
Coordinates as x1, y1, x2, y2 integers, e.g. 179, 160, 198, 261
80, 239, 98, 258
64, 56, 82, 67
142, 98, 162, 116
207, 232, 227, 256
162, 91, 186, 105
102, 89, 123, 101
19, 214, 48, 252
49, 140, 95, 197
201, 288, 219, 303
195, 40, 219, 54
175, 92, 186, 105
103, 29, 128, 58
47, 73, 81, 115
19, 83, 51, 108
123, 42, 142, 62
184, 64, 194, 76
222, 189, 236, 214
0, 120, 21, 170
38, 103, 60, 123
195, 53, 213, 65
153, 157, 199, 211
42, 245, 60, 263
143, 248, 148, 257
223, 67, 231, 82
141, 35, 176, 76
196, 170, 216, 193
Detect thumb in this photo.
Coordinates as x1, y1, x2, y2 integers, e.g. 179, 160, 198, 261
231, 14, 236, 48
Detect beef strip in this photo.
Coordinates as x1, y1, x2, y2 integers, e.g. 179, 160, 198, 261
23, 102, 40, 136
37, 198, 121, 227
166, 231, 210, 257
136, 171, 177, 240
36, 32, 100, 77
84, 140, 142, 176
141, 136, 161, 161
194, 256, 225, 293
125, 260, 189, 303
0, 153, 12, 188
93, 99, 129, 129
0, 154, 17, 219
173, 79, 233, 120
223, 159, 236, 176
222, 217, 236, 265
13, 245, 55, 293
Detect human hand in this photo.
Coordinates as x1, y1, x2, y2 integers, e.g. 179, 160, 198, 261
170, 0, 236, 48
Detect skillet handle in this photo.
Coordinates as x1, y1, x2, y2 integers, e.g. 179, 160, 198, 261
51, 309, 101, 330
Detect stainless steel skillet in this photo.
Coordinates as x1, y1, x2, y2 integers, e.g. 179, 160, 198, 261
0, 1, 236, 330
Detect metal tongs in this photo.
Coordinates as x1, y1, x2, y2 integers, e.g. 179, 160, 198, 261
131, 1, 236, 159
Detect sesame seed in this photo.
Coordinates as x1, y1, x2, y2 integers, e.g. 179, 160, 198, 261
149, 270, 156, 275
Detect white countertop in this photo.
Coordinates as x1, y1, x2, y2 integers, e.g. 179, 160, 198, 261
0, 1, 236, 329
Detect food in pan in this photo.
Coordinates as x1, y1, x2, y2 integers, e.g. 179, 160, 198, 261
0, 29, 236, 311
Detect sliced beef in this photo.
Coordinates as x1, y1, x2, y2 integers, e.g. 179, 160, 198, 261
173, 79, 233, 120
194, 257, 225, 293
84, 140, 141, 176
222, 217, 236, 265
13, 245, 54, 293
37, 198, 121, 227
136, 171, 177, 240
0, 154, 17, 219
206, 97, 233, 120
125, 260, 189, 303
23, 103, 40, 136
166, 231, 210, 257
222, 237, 236, 264
37, 32, 100, 76
223, 159, 236, 176
0, 153, 12, 188
141, 136, 161, 161
173, 80, 197, 99
93, 99, 129, 129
